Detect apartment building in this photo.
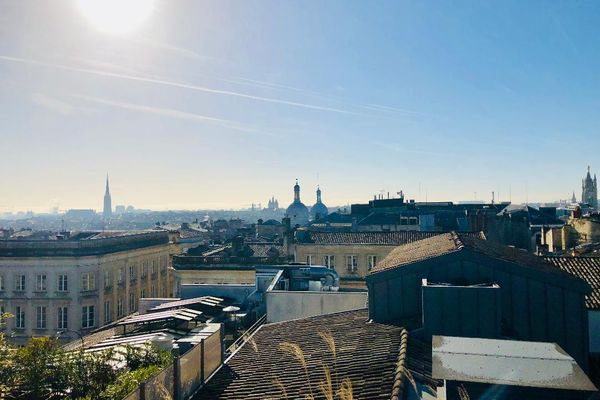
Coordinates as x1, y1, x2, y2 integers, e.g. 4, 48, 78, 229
0, 230, 176, 344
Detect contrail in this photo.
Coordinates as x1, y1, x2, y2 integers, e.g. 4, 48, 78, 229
73, 94, 274, 135
0, 55, 355, 115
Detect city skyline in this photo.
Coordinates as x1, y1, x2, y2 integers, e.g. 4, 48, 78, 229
1, 1, 600, 211
0, 170, 594, 214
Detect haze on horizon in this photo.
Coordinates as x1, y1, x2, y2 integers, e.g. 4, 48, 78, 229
1, 0, 599, 213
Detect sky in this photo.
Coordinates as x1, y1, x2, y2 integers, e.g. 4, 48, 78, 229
0, 0, 599, 212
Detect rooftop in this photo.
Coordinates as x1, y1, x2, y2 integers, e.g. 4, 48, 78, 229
432, 335, 596, 391
544, 256, 600, 309
297, 231, 441, 245
194, 309, 434, 400
370, 232, 578, 282
0, 230, 170, 257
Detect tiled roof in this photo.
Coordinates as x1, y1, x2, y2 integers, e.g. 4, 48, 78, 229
194, 309, 412, 400
248, 243, 284, 258
298, 231, 441, 245
544, 256, 600, 309
371, 232, 576, 280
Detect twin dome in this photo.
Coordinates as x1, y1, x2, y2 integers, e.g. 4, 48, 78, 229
285, 180, 328, 226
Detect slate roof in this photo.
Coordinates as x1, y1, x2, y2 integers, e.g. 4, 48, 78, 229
371, 232, 578, 281
544, 256, 600, 309
194, 309, 415, 400
358, 213, 403, 226
309, 211, 353, 224
298, 231, 441, 245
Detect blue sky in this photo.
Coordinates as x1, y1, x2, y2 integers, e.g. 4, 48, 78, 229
0, 0, 599, 212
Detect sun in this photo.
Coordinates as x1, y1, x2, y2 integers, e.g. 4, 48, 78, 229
77, 0, 156, 35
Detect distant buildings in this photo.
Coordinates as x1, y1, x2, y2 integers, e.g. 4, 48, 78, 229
582, 166, 598, 209
310, 193, 507, 233
0, 230, 175, 344
65, 209, 96, 220
103, 175, 112, 219
266, 196, 279, 211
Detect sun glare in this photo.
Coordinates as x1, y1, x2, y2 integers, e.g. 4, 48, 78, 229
77, 0, 155, 35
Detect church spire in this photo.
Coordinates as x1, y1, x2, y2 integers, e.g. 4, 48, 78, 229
103, 173, 112, 219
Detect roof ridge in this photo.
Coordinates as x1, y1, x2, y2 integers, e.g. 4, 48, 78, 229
390, 328, 409, 400
450, 231, 465, 250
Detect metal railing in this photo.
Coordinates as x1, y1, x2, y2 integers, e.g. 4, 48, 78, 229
225, 314, 267, 357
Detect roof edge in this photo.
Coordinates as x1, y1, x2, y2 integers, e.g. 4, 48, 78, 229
390, 328, 409, 400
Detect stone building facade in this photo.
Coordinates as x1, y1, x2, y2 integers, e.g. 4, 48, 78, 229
0, 231, 175, 344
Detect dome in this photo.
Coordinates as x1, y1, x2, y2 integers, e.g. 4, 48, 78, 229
285, 179, 310, 226
311, 186, 329, 220
311, 203, 328, 220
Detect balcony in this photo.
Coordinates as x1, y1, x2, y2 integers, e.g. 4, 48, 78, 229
79, 289, 98, 299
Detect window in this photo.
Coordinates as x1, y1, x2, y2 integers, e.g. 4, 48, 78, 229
129, 265, 137, 281
104, 301, 111, 324
36, 306, 47, 329
161, 286, 166, 298
104, 270, 112, 288
14, 274, 26, 291
151, 284, 157, 297
151, 260, 158, 275
346, 255, 358, 273
0, 274, 4, 291
35, 274, 47, 292
117, 297, 124, 317
15, 306, 25, 328
140, 288, 146, 298
57, 274, 68, 292
117, 268, 124, 284
409, 217, 418, 225
400, 217, 408, 226
81, 306, 95, 329
306, 255, 313, 265
58, 307, 68, 330
81, 272, 95, 291
129, 292, 136, 313
367, 255, 378, 271
141, 263, 148, 278
323, 255, 335, 269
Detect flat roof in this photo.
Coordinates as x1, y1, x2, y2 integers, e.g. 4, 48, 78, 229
117, 308, 204, 326
149, 296, 224, 312
432, 335, 596, 391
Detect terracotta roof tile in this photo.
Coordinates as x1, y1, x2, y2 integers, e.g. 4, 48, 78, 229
194, 309, 410, 400
299, 231, 441, 245
544, 256, 600, 309
371, 232, 576, 281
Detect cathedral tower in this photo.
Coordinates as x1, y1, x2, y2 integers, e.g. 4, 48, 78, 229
581, 166, 598, 209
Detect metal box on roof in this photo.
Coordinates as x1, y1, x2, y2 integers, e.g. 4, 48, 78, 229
432, 335, 597, 399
